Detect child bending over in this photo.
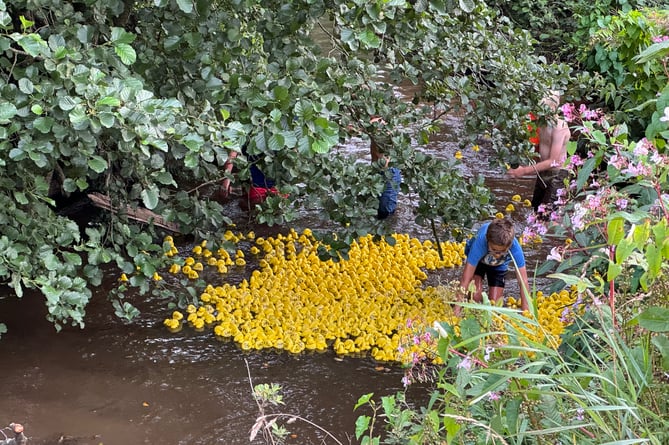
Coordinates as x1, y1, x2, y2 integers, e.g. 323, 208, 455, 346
457, 218, 530, 314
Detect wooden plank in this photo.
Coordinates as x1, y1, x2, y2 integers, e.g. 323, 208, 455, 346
87, 192, 181, 233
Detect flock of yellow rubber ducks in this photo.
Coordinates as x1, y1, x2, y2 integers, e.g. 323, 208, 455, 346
159, 225, 577, 364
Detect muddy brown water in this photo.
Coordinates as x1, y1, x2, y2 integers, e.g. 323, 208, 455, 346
0, 111, 555, 444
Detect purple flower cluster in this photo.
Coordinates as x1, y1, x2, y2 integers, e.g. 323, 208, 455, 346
561, 103, 603, 125
399, 317, 440, 386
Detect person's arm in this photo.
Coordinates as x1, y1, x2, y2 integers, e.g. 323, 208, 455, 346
508, 124, 570, 177
456, 262, 477, 315
515, 266, 530, 312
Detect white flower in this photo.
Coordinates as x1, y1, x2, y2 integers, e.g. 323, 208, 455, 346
432, 321, 449, 338
547, 246, 563, 262
660, 106, 669, 123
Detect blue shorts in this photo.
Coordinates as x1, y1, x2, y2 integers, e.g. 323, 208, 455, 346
378, 167, 401, 219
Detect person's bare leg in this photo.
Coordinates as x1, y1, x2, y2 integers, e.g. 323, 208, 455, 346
488, 286, 504, 305
472, 275, 484, 302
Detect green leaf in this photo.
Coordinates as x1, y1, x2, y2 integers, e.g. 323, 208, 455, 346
638, 307, 669, 332
380, 395, 396, 415
13, 191, 28, 205
98, 112, 115, 128
31, 104, 43, 115
607, 217, 625, 246
576, 156, 597, 191
459, 316, 481, 341
176, 0, 194, 13
311, 139, 330, 154
96, 96, 121, 107
63, 252, 82, 266
11, 272, 23, 298
615, 238, 635, 264
110, 27, 136, 44
357, 29, 380, 49
459, 0, 475, 13
182, 133, 204, 151
269, 109, 282, 123
153, 170, 176, 186
443, 407, 462, 441
16, 33, 47, 57
115, 43, 137, 65
141, 185, 160, 210
272, 85, 289, 102
0, 13, 11, 29
33, 116, 54, 133
18, 77, 34, 94
547, 273, 595, 292
354, 415, 371, 440
69, 106, 89, 129
19, 15, 34, 30
58, 96, 78, 111
354, 393, 374, 410
147, 138, 168, 151
268, 133, 284, 151
88, 156, 108, 173
0, 101, 17, 123
505, 397, 522, 435
606, 262, 622, 282
634, 40, 669, 64
184, 152, 199, 168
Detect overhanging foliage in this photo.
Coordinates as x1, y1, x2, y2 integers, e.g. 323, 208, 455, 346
0, 0, 574, 328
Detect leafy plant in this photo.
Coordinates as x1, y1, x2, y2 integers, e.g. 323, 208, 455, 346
0, 0, 574, 329
580, 8, 669, 136
355, 301, 669, 444
246, 360, 345, 445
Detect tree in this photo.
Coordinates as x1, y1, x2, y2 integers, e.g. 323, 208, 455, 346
0, 0, 573, 331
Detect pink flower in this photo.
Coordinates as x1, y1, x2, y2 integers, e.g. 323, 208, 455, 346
561, 103, 577, 123
457, 356, 473, 371
609, 154, 628, 170
622, 161, 652, 177
582, 108, 601, 121
633, 139, 650, 156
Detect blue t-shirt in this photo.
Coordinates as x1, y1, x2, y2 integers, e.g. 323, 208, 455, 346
465, 222, 525, 271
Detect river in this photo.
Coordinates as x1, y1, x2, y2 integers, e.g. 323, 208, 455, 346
0, 126, 551, 445
0, 50, 558, 444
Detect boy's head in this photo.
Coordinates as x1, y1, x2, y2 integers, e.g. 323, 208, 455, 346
486, 218, 515, 249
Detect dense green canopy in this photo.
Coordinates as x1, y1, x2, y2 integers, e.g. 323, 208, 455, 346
0, 0, 577, 328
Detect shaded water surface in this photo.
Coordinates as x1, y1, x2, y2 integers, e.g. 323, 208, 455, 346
0, 115, 554, 444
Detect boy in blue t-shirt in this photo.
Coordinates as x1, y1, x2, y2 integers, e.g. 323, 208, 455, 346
458, 218, 530, 314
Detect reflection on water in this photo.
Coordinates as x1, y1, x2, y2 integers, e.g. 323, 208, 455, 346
0, 106, 557, 444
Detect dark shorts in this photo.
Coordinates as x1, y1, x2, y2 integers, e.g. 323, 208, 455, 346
474, 263, 507, 288
531, 169, 568, 211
